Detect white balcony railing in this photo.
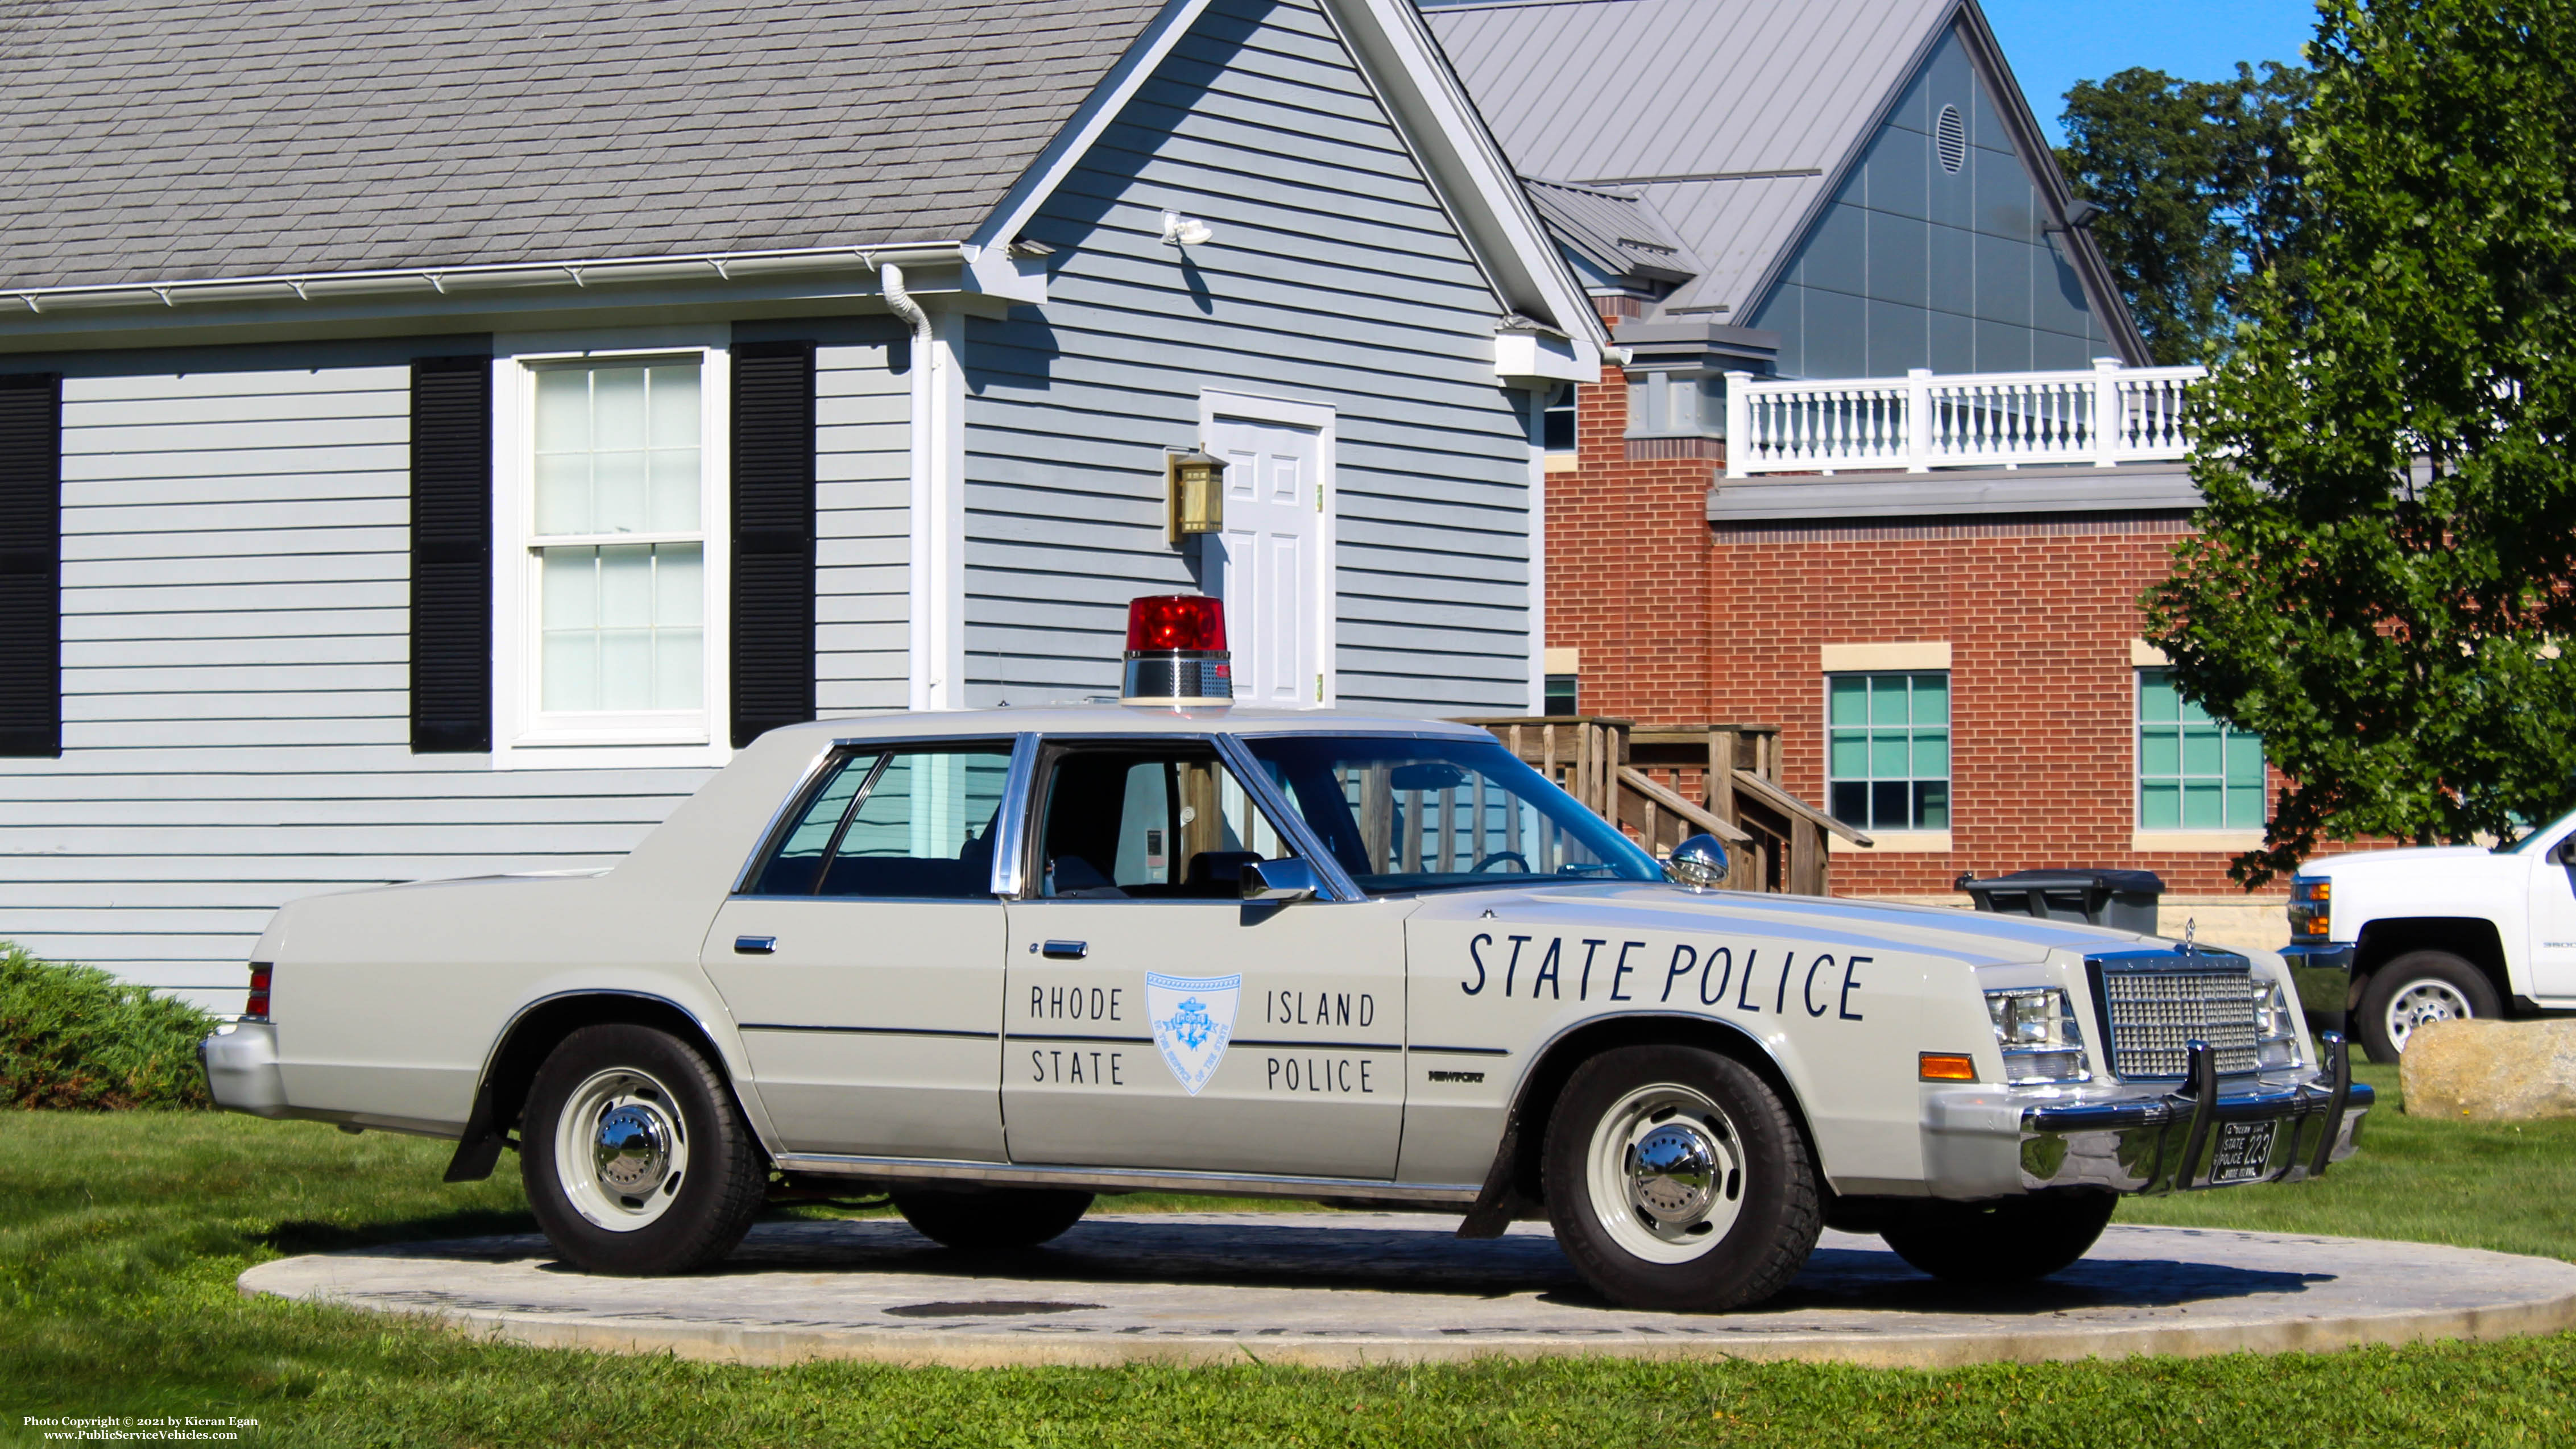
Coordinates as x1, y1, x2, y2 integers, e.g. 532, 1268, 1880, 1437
1722, 359, 2204, 478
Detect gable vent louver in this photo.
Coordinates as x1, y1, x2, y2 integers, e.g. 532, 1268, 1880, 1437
1936, 105, 1967, 174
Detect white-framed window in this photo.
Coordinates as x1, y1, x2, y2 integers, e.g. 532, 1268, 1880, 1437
2136, 668, 2265, 830
1826, 671, 1950, 831
491, 330, 731, 767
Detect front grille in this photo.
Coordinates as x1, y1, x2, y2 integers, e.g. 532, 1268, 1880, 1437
2094, 960, 2258, 1078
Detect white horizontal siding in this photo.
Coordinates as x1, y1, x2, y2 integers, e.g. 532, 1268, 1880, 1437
2, 331, 909, 1011
960, 0, 1534, 713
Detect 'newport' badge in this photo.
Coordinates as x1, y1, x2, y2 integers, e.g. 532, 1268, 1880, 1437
1146, 971, 1241, 1096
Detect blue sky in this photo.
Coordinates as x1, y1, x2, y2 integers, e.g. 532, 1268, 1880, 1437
1980, 1, 2320, 142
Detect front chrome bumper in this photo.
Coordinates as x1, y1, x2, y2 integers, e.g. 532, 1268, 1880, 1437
2018, 1034, 2368, 1194
1922, 1034, 2370, 1198
198, 1021, 292, 1117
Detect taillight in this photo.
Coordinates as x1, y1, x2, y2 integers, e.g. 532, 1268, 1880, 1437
245, 963, 272, 1021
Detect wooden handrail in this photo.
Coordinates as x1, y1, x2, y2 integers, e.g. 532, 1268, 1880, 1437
1618, 766, 1750, 844
1732, 768, 1872, 846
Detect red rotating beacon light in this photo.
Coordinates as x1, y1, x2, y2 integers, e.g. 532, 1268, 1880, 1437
1120, 594, 1233, 706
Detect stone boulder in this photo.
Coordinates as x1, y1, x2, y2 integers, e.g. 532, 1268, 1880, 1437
2401, 1018, 2576, 1120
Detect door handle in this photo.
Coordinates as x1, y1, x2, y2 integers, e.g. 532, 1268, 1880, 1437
734, 935, 777, 955
1040, 939, 1088, 960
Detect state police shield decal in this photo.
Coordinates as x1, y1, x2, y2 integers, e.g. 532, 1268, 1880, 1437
1146, 971, 1241, 1097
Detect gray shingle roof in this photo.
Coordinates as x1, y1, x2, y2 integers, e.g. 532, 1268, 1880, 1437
0, 0, 1167, 291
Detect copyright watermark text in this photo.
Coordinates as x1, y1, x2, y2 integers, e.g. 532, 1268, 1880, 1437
23, 1417, 260, 1442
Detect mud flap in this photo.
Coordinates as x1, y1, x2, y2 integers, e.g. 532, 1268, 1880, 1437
441, 1082, 510, 1183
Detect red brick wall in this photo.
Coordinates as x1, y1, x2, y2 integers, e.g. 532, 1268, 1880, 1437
1542, 359, 2304, 902
1544, 367, 1718, 723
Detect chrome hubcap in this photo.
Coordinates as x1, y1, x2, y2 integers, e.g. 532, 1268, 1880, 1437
1585, 1083, 1745, 1264
1630, 1122, 1719, 1222
2387, 979, 2474, 1053
554, 1067, 690, 1233
594, 1103, 672, 1195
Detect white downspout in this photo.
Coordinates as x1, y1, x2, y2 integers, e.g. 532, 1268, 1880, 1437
883, 262, 937, 711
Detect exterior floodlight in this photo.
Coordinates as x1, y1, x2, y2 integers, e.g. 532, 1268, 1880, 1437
1121, 594, 1233, 707
1161, 210, 1215, 246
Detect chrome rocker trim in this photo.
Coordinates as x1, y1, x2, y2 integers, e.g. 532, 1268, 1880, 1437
2018, 1033, 2371, 1194
774, 1152, 1482, 1206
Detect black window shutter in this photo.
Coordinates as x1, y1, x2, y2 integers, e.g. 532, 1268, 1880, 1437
0, 372, 62, 758
731, 341, 818, 748
411, 356, 493, 753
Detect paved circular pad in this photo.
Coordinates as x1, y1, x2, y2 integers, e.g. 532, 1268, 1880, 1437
239, 1212, 2576, 1368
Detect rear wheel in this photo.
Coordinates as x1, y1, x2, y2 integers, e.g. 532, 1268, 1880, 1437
1542, 1044, 1819, 1312
521, 1024, 766, 1275
2358, 950, 2499, 1062
1877, 1189, 2117, 1285
892, 1187, 1094, 1251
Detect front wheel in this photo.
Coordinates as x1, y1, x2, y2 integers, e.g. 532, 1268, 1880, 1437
2357, 950, 2500, 1062
1542, 1044, 1819, 1311
1877, 1189, 2116, 1285
521, 1024, 767, 1275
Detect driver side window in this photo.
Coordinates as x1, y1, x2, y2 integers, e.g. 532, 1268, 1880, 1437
1035, 746, 1293, 900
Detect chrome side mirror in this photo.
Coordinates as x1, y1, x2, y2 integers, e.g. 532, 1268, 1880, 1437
1664, 834, 1729, 891
1240, 856, 1321, 902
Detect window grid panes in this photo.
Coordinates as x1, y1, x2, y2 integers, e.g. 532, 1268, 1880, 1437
2138, 669, 2266, 830
1827, 672, 1950, 831
531, 359, 706, 716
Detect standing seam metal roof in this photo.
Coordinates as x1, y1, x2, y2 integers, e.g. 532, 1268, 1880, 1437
0, 0, 1169, 291
1422, 0, 1961, 314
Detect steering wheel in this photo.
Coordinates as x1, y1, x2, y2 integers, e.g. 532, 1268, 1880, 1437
1471, 850, 1533, 873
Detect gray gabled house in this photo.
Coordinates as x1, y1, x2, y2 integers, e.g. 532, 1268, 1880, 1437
0, 0, 1601, 1009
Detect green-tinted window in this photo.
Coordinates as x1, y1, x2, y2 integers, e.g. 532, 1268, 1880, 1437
1543, 673, 1579, 718
1826, 672, 1949, 831
2138, 669, 2265, 830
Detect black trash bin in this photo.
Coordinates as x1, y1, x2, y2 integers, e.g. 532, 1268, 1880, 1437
1955, 869, 2165, 935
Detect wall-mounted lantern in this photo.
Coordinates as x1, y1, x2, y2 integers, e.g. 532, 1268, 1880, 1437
1166, 448, 1225, 544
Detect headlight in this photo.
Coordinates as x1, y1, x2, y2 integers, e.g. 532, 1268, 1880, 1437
2288, 876, 2331, 940
2254, 976, 2300, 1069
1985, 987, 2089, 1084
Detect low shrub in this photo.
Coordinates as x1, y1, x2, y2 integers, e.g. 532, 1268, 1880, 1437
0, 943, 215, 1109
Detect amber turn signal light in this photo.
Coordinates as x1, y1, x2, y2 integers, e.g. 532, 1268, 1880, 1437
1919, 1052, 1977, 1082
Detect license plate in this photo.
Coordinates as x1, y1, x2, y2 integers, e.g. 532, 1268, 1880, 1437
2208, 1120, 2278, 1185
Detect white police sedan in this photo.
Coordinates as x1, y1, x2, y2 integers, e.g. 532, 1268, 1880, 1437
202, 598, 2367, 1312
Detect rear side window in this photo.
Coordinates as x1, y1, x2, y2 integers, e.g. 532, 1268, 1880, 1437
747, 744, 1012, 898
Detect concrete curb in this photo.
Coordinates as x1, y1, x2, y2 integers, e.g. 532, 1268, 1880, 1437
238, 1215, 2576, 1369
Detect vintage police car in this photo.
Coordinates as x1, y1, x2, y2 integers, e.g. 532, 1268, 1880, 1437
201, 598, 2367, 1313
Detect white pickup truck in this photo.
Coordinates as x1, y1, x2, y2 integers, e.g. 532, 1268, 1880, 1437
2285, 806, 2576, 1061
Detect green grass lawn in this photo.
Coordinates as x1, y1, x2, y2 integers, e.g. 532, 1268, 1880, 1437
2, 1063, 2573, 1447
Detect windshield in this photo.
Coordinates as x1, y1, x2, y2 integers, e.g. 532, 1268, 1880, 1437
1240, 735, 1662, 895
2496, 809, 2576, 854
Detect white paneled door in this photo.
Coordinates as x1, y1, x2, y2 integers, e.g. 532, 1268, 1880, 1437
1204, 413, 1325, 706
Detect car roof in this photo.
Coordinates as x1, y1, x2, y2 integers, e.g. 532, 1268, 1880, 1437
759, 704, 1501, 744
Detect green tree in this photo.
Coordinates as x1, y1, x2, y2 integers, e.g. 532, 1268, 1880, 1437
2148, 0, 2576, 886
2059, 62, 2313, 364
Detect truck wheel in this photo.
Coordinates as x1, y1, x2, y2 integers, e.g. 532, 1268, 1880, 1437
892, 1187, 1093, 1250
1541, 1044, 1820, 1312
521, 1024, 766, 1276
1878, 1189, 2117, 1285
2358, 950, 2499, 1062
